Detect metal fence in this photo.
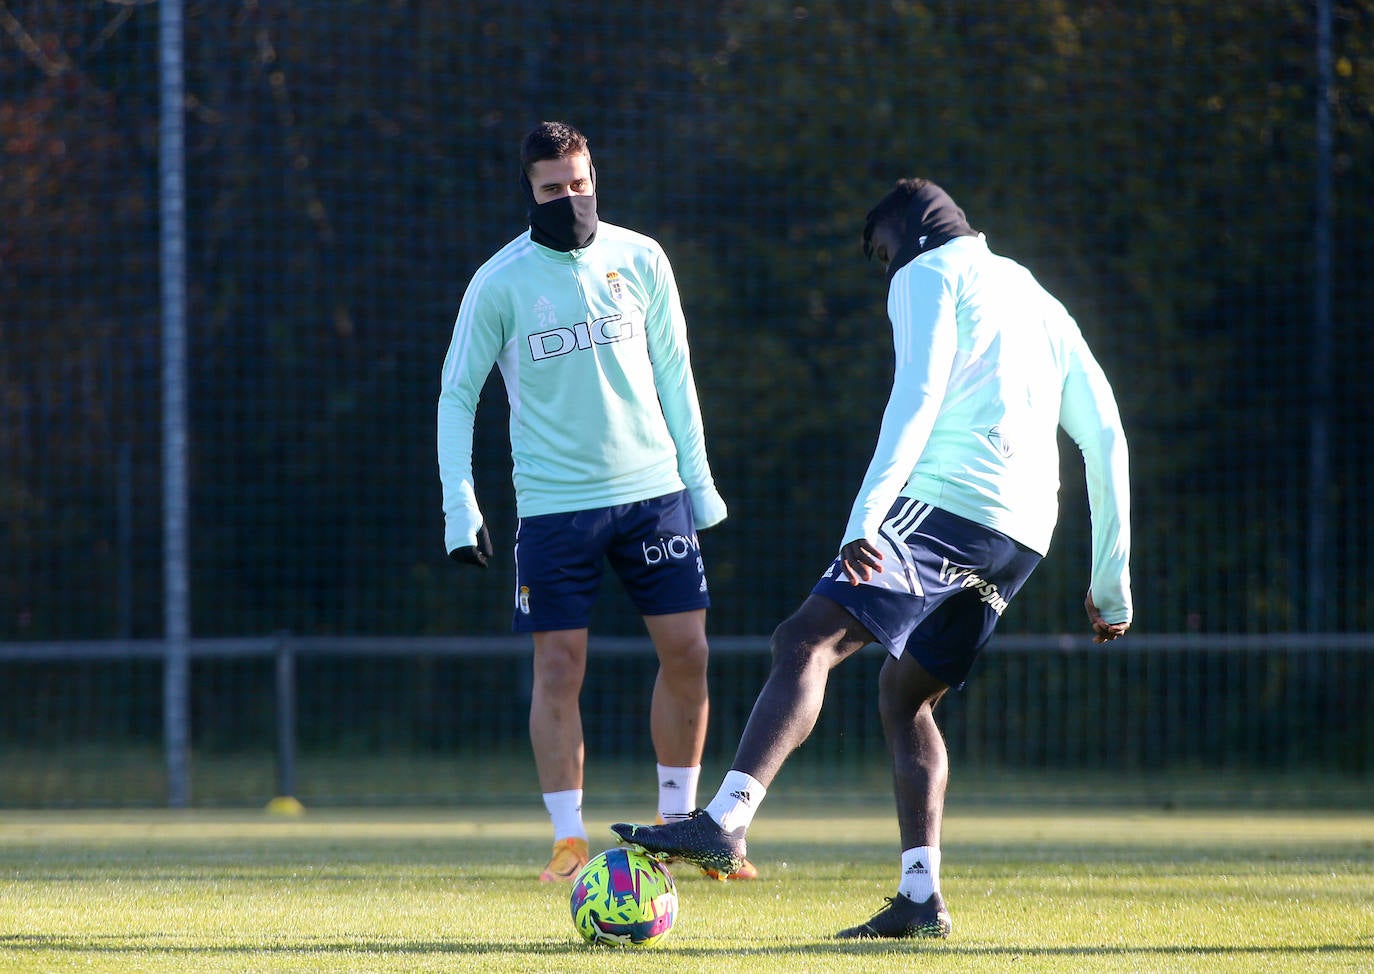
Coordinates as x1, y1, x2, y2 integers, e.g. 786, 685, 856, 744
2, 1, 1371, 806
1, 635, 1369, 808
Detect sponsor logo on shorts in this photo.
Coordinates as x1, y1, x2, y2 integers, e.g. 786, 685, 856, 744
939, 558, 1009, 614
641, 533, 701, 566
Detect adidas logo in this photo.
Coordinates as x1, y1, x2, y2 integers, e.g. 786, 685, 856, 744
904, 861, 928, 875
729, 789, 753, 805
661, 779, 680, 790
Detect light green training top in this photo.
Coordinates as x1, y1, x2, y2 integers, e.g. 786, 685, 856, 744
437, 222, 726, 555
842, 235, 1132, 625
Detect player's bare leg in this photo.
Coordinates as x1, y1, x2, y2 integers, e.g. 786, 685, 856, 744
614, 596, 870, 877
879, 652, 949, 853
643, 609, 709, 769
531, 628, 591, 881
731, 595, 874, 783
642, 608, 764, 879
531, 627, 590, 791
834, 651, 953, 939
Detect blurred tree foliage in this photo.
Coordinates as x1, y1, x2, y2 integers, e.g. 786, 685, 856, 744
1, 0, 1370, 639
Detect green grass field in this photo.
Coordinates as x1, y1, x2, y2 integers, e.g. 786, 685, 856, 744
0, 802, 1370, 973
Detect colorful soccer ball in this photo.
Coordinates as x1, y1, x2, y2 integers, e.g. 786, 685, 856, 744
569, 847, 677, 947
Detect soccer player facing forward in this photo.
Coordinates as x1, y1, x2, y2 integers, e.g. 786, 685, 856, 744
437, 121, 755, 882
614, 178, 1131, 937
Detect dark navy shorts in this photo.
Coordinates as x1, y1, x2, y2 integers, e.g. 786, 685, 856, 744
512, 489, 709, 633
812, 498, 1041, 689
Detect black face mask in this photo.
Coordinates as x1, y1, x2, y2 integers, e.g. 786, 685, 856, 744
529, 193, 598, 252
521, 169, 599, 252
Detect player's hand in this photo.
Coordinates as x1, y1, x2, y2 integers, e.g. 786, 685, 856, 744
1085, 591, 1129, 643
840, 539, 884, 586
449, 523, 494, 569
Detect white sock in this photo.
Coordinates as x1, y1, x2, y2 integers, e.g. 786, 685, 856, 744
897, 845, 941, 903
704, 770, 766, 833
657, 764, 701, 822
542, 789, 586, 842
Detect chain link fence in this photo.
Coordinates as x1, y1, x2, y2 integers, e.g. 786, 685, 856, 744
2, 1, 1371, 805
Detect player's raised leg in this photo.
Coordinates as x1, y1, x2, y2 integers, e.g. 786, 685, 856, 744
613, 595, 871, 876
531, 627, 591, 882
727, 596, 874, 783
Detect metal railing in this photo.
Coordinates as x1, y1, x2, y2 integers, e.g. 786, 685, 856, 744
1, 634, 1370, 807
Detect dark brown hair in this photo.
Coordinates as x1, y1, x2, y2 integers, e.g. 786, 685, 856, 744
520, 121, 591, 176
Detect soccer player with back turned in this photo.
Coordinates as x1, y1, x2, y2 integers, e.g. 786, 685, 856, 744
437, 121, 756, 882
614, 178, 1131, 937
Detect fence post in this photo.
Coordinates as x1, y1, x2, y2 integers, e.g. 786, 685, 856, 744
267, 633, 304, 815
1308, 0, 1333, 630
159, 0, 191, 810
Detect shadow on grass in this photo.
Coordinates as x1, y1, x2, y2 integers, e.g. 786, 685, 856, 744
1, 934, 1370, 959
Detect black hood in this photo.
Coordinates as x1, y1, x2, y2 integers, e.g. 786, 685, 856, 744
886, 181, 976, 281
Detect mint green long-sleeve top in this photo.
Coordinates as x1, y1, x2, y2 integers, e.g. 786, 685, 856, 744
842, 235, 1132, 625
438, 223, 726, 556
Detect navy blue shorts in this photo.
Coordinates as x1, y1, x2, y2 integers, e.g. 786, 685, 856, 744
812, 498, 1041, 689
512, 489, 709, 632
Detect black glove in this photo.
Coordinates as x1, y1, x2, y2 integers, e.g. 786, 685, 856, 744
449, 523, 494, 568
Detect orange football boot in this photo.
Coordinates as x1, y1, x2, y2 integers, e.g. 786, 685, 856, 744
538, 836, 589, 882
